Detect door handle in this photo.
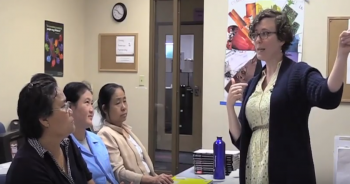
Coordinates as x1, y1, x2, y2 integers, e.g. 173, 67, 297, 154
165, 84, 172, 89
194, 86, 200, 96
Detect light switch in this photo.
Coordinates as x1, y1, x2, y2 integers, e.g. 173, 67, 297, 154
139, 75, 145, 86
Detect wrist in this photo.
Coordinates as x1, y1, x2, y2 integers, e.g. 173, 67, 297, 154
336, 51, 348, 61
141, 175, 156, 184
226, 104, 236, 111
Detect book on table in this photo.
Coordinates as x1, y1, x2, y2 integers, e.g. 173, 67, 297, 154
193, 149, 240, 175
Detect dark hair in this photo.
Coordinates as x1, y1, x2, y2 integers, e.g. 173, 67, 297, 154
63, 82, 92, 104
30, 73, 56, 83
97, 83, 125, 120
249, 9, 294, 53
82, 81, 92, 90
17, 73, 58, 139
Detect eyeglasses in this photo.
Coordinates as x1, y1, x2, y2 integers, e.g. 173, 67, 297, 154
52, 101, 72, 113
250, 31, 276, 41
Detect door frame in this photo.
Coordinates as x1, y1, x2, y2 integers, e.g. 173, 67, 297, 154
156, 25, 203, 152
148, 0, 180, 175
148, 0, 204, 175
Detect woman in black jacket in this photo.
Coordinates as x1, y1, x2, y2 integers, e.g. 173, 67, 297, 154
6, 73, 95, 184
226, 9, 348, 184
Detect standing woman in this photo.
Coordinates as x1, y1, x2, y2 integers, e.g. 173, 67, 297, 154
226, 9, 348, 184
6, 73, 95, 184
63, 82, 119, 184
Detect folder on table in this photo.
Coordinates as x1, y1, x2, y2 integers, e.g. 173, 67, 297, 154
172, 176, 213, 184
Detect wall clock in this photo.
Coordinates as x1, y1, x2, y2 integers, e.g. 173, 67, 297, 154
112, 3, 127, 22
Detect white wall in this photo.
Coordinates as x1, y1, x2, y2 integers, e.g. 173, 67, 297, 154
0, 0, 85, 125
84, 0, 150, 148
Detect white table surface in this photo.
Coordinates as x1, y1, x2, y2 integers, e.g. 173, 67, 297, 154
0, 162, 11, 175
176, 167, 239, 184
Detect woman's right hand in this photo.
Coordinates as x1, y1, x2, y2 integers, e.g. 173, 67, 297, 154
226, 78, 248, 107
152, 174, 173, 184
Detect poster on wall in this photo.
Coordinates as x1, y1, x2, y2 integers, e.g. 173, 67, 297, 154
44, 20, 64, 77
222, 0, 304, 105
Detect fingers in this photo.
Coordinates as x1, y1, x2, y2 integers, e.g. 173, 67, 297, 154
341, 37, 350, 45
340, 30, 350, 43
341, 30, 350, 36
231, 78, 235, 84
229, 83, 248, 93
159, 174, 173, 184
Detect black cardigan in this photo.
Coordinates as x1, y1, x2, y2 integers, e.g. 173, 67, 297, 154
230, 56, 343, 184
6, 135, 92, 184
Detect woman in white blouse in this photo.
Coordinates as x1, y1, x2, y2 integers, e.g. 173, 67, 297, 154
96, 83, 173, 184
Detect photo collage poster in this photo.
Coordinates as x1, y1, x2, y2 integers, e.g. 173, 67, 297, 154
223, 0, 304, 104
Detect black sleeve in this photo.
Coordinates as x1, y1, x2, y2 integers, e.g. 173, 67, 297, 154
6, 157, 52, 184
70, 139, 93, 181
229, 131, 241, 150
290, 62, 343, 109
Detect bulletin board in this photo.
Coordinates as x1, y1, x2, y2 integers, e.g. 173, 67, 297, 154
98, 33, 138, 72
327, 17, 350, 102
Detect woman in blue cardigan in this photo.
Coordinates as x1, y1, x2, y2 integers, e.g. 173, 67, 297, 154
226, 9, 348, 184
64, 82, 119, 184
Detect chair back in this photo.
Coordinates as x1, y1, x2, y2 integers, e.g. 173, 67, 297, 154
0, 123, 6, 134
0, 174, 6, 184
8, 120, 20, 132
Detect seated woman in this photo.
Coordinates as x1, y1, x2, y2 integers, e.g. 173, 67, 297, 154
97, 83, 173, 184
63, 82, 119, 184
6, 73, 94, 184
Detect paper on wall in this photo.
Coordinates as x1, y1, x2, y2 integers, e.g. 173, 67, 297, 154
347, 20, 350, 84
334, 136, 350, 184
336, 147, 350, 184
347, 53, 350, 84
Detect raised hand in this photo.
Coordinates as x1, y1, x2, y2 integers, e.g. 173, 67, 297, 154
227, 78, 248, 106
338, 30, 350, 56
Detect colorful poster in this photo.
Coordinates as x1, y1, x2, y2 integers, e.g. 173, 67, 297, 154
44, 20, 64, 77
223, 0, 304, 105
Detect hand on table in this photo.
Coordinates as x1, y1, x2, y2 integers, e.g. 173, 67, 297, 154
152, 173, 174, 184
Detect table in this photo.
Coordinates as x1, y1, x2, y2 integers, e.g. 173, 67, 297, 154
0, 162, 10, 184
176, 167, 239, 183
0, 162, 10, 175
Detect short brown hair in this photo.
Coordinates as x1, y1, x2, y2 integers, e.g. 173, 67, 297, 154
249, 9, 294, 53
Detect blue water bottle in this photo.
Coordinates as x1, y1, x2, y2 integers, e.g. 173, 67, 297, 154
213, 137, 225, 180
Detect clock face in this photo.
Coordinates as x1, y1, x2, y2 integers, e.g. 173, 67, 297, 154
113, 5, 124, 20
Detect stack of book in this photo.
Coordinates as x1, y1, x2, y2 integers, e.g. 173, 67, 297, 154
193, 149, 240, 175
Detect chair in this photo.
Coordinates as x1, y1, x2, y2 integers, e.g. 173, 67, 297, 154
0, 123, 6, 134
0, 174, 5, 184
8, 120, 19, 132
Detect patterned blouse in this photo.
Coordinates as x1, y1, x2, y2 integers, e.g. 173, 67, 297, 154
245, 62, 281, 184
